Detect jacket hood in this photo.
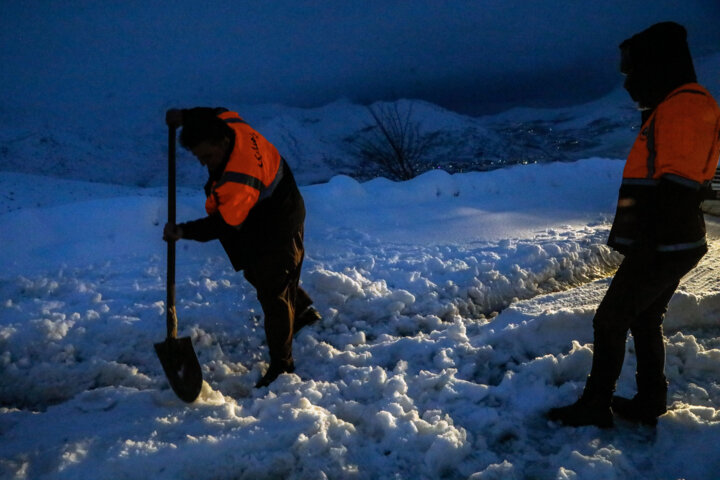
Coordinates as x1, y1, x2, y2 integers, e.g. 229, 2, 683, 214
620, 22, 697, 111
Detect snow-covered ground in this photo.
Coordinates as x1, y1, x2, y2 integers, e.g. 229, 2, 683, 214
2, 150, 720, 479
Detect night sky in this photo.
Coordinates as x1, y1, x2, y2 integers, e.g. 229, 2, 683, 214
2, 1, 719, 115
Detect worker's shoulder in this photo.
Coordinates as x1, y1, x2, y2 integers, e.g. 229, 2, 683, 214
665, 83, 717, 107
659, 83, 720, 121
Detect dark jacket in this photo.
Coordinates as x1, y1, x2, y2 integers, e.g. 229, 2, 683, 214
608, 23, 720, 258
179, 109, 305, 271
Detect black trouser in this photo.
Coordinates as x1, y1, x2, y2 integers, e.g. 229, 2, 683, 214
243, 226, 313, 366
587, 248, 705, 400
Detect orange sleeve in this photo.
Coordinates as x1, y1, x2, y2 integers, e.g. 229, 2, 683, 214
214, 181, 260, 227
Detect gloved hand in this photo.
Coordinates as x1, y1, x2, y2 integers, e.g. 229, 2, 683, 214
163, 223, 183, 242
165, 109, 183, 129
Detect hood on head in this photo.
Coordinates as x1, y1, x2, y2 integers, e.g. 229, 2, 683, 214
619, 21, 697, 111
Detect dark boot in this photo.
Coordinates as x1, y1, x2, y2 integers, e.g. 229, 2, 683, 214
547, 377, 614, 428
547, 324, 623, 428
293, 306, 321, 335
612, 374, 667, 425
620, 324, 668, 425
255, 359, 295, 388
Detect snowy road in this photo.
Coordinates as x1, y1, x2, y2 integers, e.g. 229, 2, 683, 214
676, 219, 720, 296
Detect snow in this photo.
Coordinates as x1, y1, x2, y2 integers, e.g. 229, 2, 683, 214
2, 142, 720, 479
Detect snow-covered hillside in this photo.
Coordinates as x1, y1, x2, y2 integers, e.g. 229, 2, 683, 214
1, 53, 718, 188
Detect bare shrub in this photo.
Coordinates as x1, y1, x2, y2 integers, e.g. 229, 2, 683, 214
349, 102, 438, 181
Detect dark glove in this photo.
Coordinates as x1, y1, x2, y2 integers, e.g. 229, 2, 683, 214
165, 109, 183, 128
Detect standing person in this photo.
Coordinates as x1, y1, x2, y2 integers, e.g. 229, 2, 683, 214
548, 22, 720, 427
163, 107, 321, 388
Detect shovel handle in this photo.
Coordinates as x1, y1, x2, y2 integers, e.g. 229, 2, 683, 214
167, 125, 178, 339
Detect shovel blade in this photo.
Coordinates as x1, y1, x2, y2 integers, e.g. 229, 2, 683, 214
154, 336, 203, 403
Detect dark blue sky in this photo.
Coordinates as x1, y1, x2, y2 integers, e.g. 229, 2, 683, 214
2, 1, 720, 115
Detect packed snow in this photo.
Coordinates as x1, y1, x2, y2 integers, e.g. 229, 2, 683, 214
2, 143, 720, 479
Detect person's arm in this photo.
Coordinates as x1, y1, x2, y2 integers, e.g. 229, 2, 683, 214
180, 214, 236, 241
164, 214, 238, 243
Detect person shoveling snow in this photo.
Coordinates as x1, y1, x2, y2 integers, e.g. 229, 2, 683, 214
163, 107, 321, 389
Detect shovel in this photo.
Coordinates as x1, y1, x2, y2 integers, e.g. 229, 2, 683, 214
154, 122, 203, 403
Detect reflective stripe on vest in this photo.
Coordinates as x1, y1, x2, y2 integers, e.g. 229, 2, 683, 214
620, 178, 657, 187
656, 238, 708, 252
620, 175, 708, 190
213, 159, 285, 202
645, 117, 657, 179
215, 172, 264, 192
223, 117, 248, 125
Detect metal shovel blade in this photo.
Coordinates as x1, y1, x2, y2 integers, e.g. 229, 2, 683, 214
154, 336, 203, 403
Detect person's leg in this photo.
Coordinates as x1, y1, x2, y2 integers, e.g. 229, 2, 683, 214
244, 230, 305, 387
613, 252, 703, 423
289, 225, 320, 333
630, 284, 675, 392
293, 286, 322, 336
295, 285, 312, 316
256, 268, 298, 370
610, 284, 674, 424
547, 258, 638, 427
548, 252, 700, 427
291, 226, 309, 309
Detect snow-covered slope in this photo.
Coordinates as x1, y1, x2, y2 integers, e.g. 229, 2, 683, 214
2, 53, 717, 188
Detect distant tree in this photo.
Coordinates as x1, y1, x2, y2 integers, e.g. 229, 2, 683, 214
350, 102, 438, 181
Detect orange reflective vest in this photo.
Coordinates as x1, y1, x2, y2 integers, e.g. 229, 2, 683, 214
623, 83, 720, 186
608, 83, 720, 254
205, 111, 284, 227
